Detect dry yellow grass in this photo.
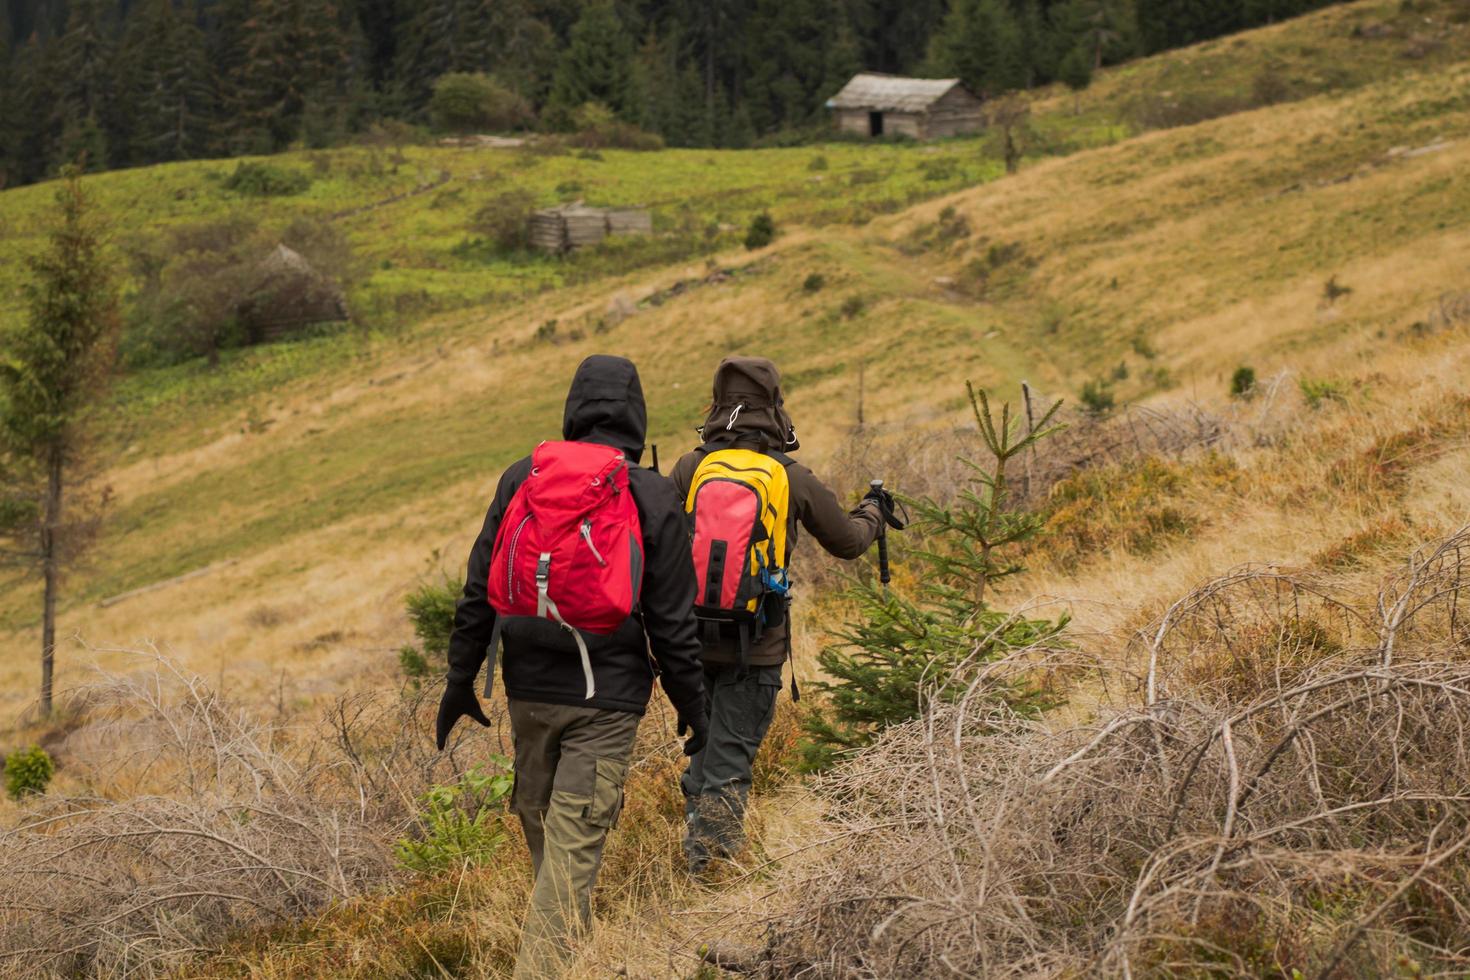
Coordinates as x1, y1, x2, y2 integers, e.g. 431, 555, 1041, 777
4, 7, 1470, 973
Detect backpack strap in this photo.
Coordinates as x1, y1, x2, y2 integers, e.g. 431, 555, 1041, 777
483, 617, 503, 699
536, 552, 595, 700
784, 608, 800, 701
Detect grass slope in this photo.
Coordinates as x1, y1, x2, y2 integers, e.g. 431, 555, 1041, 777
0, 0, 1467, 717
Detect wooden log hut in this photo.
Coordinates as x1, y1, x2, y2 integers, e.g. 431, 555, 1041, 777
826, 73, 986, 140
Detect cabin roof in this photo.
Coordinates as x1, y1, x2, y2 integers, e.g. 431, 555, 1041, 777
826, 73, 968, 113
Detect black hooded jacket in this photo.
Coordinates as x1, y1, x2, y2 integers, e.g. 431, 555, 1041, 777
445, 355, 705, 718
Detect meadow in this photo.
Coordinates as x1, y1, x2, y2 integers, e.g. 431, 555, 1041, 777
1, 0, 1470, 973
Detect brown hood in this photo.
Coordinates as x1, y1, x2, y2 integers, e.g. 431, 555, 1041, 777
698, 356, 799, 452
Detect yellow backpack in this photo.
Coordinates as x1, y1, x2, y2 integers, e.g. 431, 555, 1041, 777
685, 447, 793, 657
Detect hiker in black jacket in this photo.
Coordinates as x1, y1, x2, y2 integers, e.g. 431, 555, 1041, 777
436, 354, 708, 979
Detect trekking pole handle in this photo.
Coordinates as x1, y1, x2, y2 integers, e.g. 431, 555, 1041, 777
870, 480, 892, 588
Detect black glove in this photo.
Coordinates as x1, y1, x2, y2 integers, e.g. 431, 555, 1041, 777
864, 485, 907, 530
436, 681, 491, 750
677, 699, 711, 757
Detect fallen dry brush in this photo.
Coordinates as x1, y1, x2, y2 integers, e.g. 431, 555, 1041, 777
763, 527, 1470, 978
0, 651, 484, 978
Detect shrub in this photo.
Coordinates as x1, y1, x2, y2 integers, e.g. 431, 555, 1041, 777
394, 762, 514, 875
221, 161, 311, 197
1231, 365, 1257, 399
398, 576, 458, 684
745, 211, 776, 250
120, 217, 261, 368
802, 272, 826, 293
801, 386, 1068, 770
4, 745, 54, 800
1079, 378, 1116, 415
398, 646, 432, 685
1129, 91, 1249, 130
919, 157, 959, 181
429, 72, 533, 133
1300, 377, 1348, 409
1322, 274, 1353, 304
567, 102, 664, 151
1251, 65, 1296, 106
839, 295, 866, 319
1037, 454, 1237, 569
470, 189, 537, 253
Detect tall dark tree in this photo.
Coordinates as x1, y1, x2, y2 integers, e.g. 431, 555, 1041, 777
49, 0, 116, 170
851, 0, 946, 74
926, 0, 1026, 96
0, 22, 16, 188
390, 0, 554, 119
630, 27, 703, 145
743, 0, 846, 134
0, 168, 120, 717
1053, 0, 1139, 69
547, 0, 634, 121
1136, 0, 1240, 52
115, 0, 213, 164
9, 33, 60, 184
674, 0, 747, 119
1017, 0, 1055, 86
227, 0, 350, 152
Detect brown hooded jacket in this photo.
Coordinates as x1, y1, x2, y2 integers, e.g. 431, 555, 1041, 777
670, 357, 883, 667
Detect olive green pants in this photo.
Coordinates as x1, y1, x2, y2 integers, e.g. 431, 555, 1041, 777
508, 699, 640, 980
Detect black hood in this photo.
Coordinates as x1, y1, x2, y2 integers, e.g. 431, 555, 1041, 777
562, 354, 647, 463
699, 356, 799, 452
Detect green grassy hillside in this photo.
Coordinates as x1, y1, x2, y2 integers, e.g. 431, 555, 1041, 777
0, 0, 1467, 713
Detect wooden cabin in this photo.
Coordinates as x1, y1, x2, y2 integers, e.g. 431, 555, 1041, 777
529, 203, 654, 254
826, 73, 985, 140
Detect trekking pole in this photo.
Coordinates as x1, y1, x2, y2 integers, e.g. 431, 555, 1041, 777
870, 479, 892, 588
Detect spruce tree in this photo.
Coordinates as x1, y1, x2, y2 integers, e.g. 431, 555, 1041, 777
0, 26, 16, 188
801, 386, 1068, 770
228, 0, 350, 152
926, 0, 1026, 97
630, 29, 703, 145
743, 0, 864, 134
390, 0, 554, 120
10, 34, 60, 184
851, 0, 947, 74
1058, 43, 1094, 110
547, 0, 635, 124
390, 0, 496, 117
116, 0, 214, 164
49, 0, 115, 171
0, 168, 120, 717
1017, 0, 1055, 86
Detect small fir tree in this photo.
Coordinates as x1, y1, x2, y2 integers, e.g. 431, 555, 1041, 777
1057, 44, 1093, 115
801, 385, 1068, 770
0, 168, 120, 716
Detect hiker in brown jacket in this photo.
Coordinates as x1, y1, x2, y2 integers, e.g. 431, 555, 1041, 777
670, 356, 886, 873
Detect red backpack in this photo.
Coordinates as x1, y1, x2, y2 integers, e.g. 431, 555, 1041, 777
487, 441, 644, 699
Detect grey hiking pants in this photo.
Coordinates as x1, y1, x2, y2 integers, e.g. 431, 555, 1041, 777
508, 699, 641, 980
680, 663, 783, 866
